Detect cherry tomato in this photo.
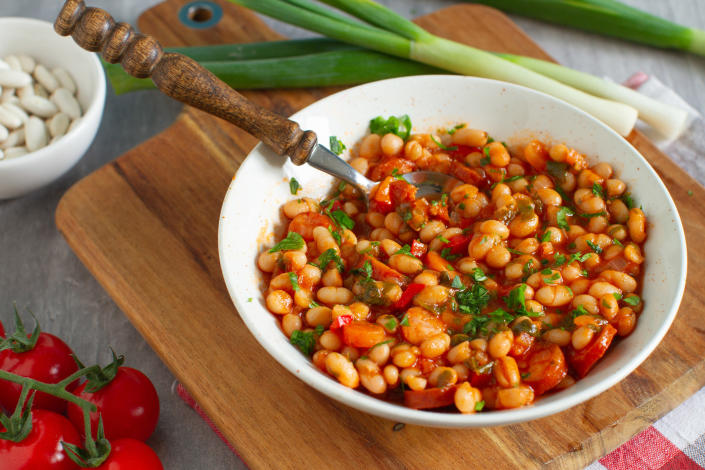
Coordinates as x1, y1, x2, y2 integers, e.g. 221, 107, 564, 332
67, 367, 159, 442
0, 333, 79, 414
94, 439, 163, 470
0, 409, 80, 470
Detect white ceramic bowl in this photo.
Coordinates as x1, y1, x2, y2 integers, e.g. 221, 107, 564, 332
219, 75, 686, 427
0, 18, 105, 199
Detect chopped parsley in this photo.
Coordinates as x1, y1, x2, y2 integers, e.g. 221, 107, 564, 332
507, 247, 527, 255
437, 234, 450, 244
329, 135, 346, 155
623, 295, 641, 306
471, 268, 487, 282
480, 156, 490, 166
540, 231, 552, 243
613, 292, 623, 301
289, 177, 301, 195
394, 244, 414, 257
309, 300, 320, 308
621, 192, 636, 209
447, 123, 466, 135
369, 114, 412, 140
474, 400, 485, 411
315, 248, 344, 272
315, 325, 325, 336
247, 297, 253, 302
503, 284, 534, 317
290, 330, 316, 355
579, 211, 607, 219
391, 168, 405, 180
400, 313, 410, 327
543, 272, 560, 284
456, 284, 491, 316
483, 146, 491, 160
546, 161, 569, 182
556, 206, 574, 230
441, 247, 460, 261
328, 226, 342, 245
451, 275, 465, 289
586, 240, 603, 254
330, 209, 355, 230
612, 238, 624, 247
288, 272, 300, 292
358, 260, 373, 280
269, 232, 305, 253
592, 182, 605, 199
431, 134, 458, 151
384, 317, 398, 330
570, 252, 592, 263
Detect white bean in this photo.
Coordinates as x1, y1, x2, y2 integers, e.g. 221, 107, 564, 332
0, 104, 22, 129
4, 147, 28, 159
0, 69, 32, 88
3, 103, 28, 124
0, 124, 7, 142
1, 128, 24, 149
51, 88, 81, 119
17, 55, 36, 74
0, 148, 3, 159
25, 116, 48, 152
1, 87, 15, 103
16, 84, 33, 100
0, 59, 9, 70
33, 65, 59, 93
68, 118, 81, 133
52, 68, 77, 94
4, 55, 22, 71
47, 112, 70, 138
33, 83, 49, 99
20, 95, 58, 118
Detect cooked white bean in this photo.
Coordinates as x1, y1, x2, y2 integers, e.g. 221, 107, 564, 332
47, 112, 70, 138
20, 95, 58, 118
25, 116, 48, 152
3, 103, 28, 123
51, 88, 81, 119
4, 55, 22, 71
52, 68, 77, 94
0, 69, 32, 88
0, 124, 7, 142
1, 128, 24, 149
33, 65, 59, 93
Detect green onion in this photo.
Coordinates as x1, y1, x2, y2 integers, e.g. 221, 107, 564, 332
228, 0, 638, 136
104, 47, 442, 95
470, 0, 705, 57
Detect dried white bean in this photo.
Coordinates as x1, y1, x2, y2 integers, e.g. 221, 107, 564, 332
0, 59, 9, 70
47, 112, 70, 138
20, 95, 58, 118
0, 104, 23, 129
4, 147, 28, 159
52, 68, 77, 94
17, 55, 36, 74
33, 83, 49, 99
33, 65, 59, 93
25, 116, 48, 152
0, 69, 32, 88
0, 88, 13, 103
16, 84, 33, 100
0, 124, 7, 142
0, 148, 3, 159
1, 129, 24, 149
3, 103, 28, 124
51, 88, 81, 119
4, 55, 21, 71
68, 118, 81, 133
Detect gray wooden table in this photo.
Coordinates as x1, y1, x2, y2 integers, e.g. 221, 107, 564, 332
1, 1, 703, 468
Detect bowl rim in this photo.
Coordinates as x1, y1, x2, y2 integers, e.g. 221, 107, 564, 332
218, 75, 687, 427
0, 17, 106, 168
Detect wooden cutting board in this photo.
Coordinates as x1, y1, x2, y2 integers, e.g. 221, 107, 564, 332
55, 1, 705, 468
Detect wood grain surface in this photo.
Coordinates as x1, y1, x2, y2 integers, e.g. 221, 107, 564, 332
55, 1, 705, 468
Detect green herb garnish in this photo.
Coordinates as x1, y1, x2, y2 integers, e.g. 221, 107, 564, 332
331, 209, 355, 230
269, 232, 304, 253
556, 206, 574, 230
329, 135, 346, 155
289, 177, 301, 195
586, 240, 603, 254
592, 182, 605, 199
290, 330, 316, 355
369, 114, 412, 140
430, 134, 458, 151
623, 295, 641, 306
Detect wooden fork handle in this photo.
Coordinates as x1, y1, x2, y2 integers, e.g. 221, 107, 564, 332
54, 0, 317, 165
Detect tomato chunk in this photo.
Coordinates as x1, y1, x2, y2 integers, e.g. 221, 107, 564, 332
393, 283, 425, 310
450, 161, 485, 186
410, 240, 427, 258
404, 385, 457, 410
390, 180, 417, 207
567, 324, 617, 378
369, 158, 416, 181
288, 212, 332, 241
522, 342, 567, 396
342, 322, 386, 348
361, 255, 407, 286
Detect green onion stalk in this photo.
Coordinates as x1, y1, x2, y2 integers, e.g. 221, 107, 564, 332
470, 0, 705, 57
228, 0, 640, 136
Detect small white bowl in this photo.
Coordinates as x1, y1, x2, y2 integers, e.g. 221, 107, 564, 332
219, 75, 687, 427
0, 17, 105, 199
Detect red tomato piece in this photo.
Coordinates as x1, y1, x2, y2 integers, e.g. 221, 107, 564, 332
0, 409, 81, 470
409, 240, 427, 258
447, 145, 482, 161
67, 367, 160, 442
469, 371, 492, 388
330, 314, 353, 330
449, 161, 485, 186
522, 343, 568, 396
370, 199, 393, 214
510, 331, 536, 361
0, 333, 79, 414
404, 385, 457, 410
342, 322, 387, 348
372, 176, 393, 204
0, 320, 4, 338
287, 212, 332, 241
392, 283, 425, 310
94, 439, 163, 470
567, 324, 618, 378
445, 234, 471, 255
369, 158, 416, 182
361, 255, 407, 286
389, 180, 417, 207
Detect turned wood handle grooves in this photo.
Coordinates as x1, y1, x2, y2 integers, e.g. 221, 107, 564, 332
54, 0, 317, 165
